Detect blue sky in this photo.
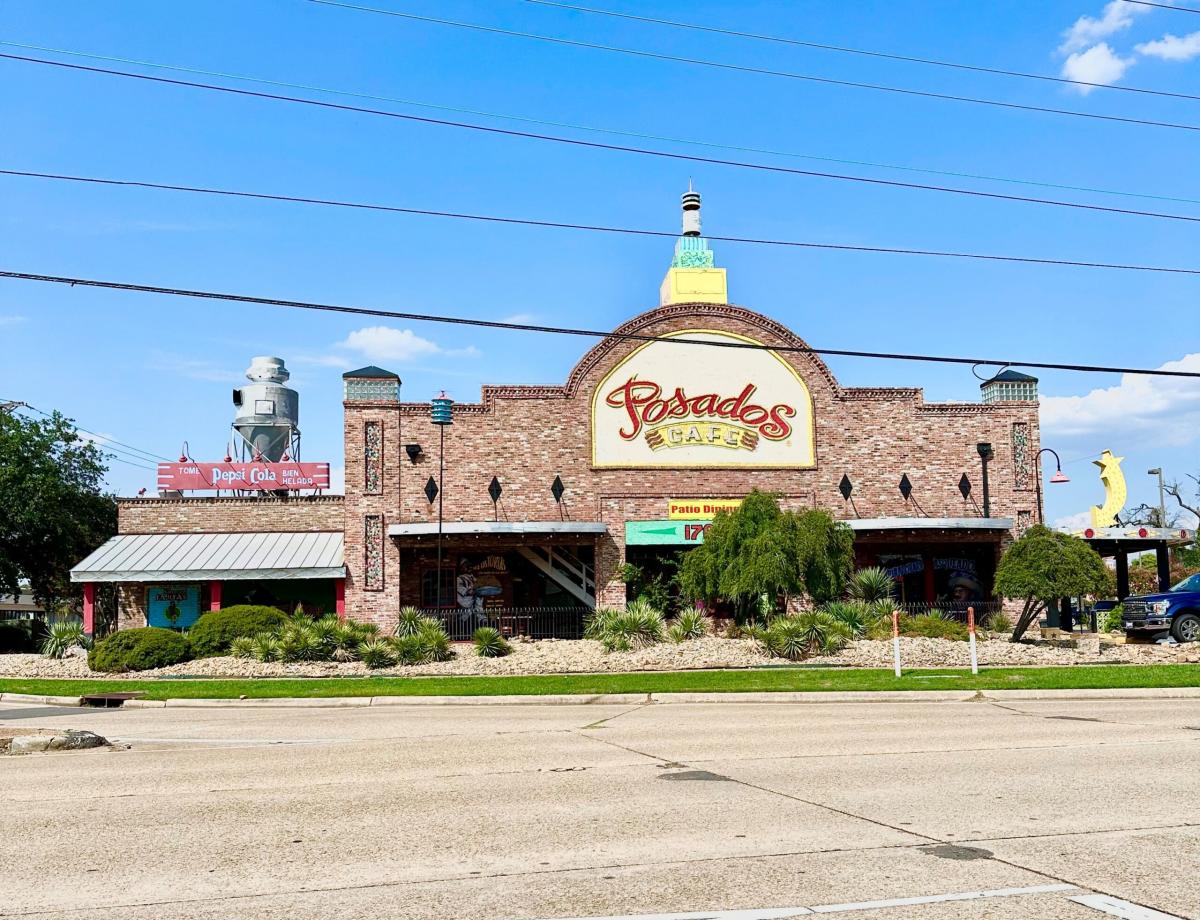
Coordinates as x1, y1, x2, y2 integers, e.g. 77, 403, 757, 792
1, 0, 1197, 528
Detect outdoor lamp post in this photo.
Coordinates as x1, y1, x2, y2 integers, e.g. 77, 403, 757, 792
976, 442, 994, 518
1034, 448, 1070, 524
1148, 467, 1167, 527
431, 393, 454, 609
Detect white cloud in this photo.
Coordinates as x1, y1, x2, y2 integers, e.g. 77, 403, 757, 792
1061, 42, 1135, 89
1053, 510, 1093, 533
146, 354, 242, 383
339, 326, 479, 363
0, 315, 27, 326
1060, 1, 1150, 53
501, 312, 536, 324
1040, 353, 1200, 447
1136, 30, 1200, 61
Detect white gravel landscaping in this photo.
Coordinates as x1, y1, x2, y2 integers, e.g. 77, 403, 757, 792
1, 633, 1194, 680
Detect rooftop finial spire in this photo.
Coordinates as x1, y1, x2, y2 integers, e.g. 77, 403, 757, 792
680, 182, 702, 237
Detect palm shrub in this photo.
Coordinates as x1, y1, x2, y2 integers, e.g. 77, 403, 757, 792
278, 624, 324, 662
391, 621, 455, 665
583, 607, 620, 639
847, 567, 895, 605
229, 636, 255, 659
309, 616, 342, 655
251, 633, 284, 663
762, 611, 852, 660
666, 608, 709, 643
599, 599, 666, 652
473, 626, 512, 658
395, 606, 441, 637
358, 638, 398, 669
820, 601, 881, 638
41, 620, 90, 659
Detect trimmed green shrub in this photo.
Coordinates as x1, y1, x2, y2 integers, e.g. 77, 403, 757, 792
473, 626, 512, 658
359, 638, 398, 669
901, 614, 969, 641
1101, 604, 1124, 633
88, 627, 192, 673
41, 620, 90, 659
761, 611, 852, 660
188, 605, 288, 657
667, 608, 709, 643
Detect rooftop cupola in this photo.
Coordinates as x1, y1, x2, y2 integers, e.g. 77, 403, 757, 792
659, 182, 728, 306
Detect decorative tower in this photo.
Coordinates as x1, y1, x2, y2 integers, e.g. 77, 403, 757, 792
659, 182, 728, 306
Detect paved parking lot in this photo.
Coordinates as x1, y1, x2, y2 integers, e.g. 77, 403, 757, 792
3, 696, 1198, 919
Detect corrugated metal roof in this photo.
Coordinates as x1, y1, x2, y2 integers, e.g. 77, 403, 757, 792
71, 532, 345, 582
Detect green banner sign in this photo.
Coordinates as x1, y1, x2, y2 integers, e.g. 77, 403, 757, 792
625, 520, 711, 546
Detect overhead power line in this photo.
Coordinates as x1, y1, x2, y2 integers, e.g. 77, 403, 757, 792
5, 400, 169, 466
527, 0, 1200, 102
307, 0, 1200, 133
1122, 0, 1200, 11
5, 168, 1200, 276
6, 53, 1200, 225
6, 41, 1196, 208
2, 269, 1197, 379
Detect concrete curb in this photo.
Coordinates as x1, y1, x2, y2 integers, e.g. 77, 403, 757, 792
1, 693, 83, 707
7, 688, 1200, 709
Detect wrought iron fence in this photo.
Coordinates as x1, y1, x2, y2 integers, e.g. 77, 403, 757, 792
419, 607, 588, 641
893, 601, 1005, 623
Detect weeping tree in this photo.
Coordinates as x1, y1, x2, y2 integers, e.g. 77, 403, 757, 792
678, 490, 854, 620
994, 525, 1113, 642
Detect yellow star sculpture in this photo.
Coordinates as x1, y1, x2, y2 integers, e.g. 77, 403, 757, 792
1090, 449, 1127, 529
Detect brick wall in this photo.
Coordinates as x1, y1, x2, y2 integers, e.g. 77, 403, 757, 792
342, 302, 1040, 624
118, 496, 345, 534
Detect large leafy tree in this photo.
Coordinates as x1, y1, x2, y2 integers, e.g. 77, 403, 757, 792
678, 490, 854, 618
994, 525, 1112, 642
0, 410, 117, 606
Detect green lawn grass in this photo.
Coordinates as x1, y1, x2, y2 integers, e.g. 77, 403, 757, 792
3, 664, 1200, 700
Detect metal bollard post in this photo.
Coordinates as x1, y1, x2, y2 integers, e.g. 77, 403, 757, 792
892, 608, 902, 678
967, 606, 979, 676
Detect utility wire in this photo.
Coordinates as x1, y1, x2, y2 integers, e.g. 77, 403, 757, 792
1122, 0, 1200, 11
307, 0, 1200, 133
6, 400, 170, 465
6, 168, 1200, 276
6, 40, 1196, 208
2, 270, 1197, 379
7, 53, 1200, 226
528, 0, 1200, 102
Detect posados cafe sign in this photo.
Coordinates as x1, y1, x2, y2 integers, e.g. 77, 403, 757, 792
591, 329, 815, 468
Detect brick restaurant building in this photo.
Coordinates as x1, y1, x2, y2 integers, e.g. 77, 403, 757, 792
73, 191, 1041, 634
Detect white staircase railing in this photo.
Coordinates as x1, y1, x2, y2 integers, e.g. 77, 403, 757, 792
516, 545, 596, 609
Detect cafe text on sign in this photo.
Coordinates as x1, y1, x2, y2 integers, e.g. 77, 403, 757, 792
668, 498, 743, 520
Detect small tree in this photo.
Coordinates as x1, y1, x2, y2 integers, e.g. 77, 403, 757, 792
994, 525, 1113, 642
678, 490, 854, 619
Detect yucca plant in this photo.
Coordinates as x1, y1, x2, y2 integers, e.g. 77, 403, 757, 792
309, 616, 342, 655
583, 607, 620, 640
229, 636, 256, 659
984, 609, 1012, 633
820, 601, 881, 638
762, 611, 853, 660
666, 608, 709, 643
395, 606, 440, 637
599, 602, 666, 652
41, 621, 90, 659
278, 625, 323, 662
473, 626, 512, 658
416, 623, 453, 662
358, 638, 398, 669
847, 567, 896, 605
251, 633, 284, 663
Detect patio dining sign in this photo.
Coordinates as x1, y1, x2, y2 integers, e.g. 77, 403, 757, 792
591, 330, 815, 468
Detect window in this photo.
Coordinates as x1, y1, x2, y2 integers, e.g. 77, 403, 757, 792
421, 568, 456, 608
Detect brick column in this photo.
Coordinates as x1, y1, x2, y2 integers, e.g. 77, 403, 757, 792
594, 530, 626, 610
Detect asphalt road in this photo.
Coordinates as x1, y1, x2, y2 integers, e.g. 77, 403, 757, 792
3, 697, 1198, 920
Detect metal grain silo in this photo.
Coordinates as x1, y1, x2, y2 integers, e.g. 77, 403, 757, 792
231, 356, 299, 461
